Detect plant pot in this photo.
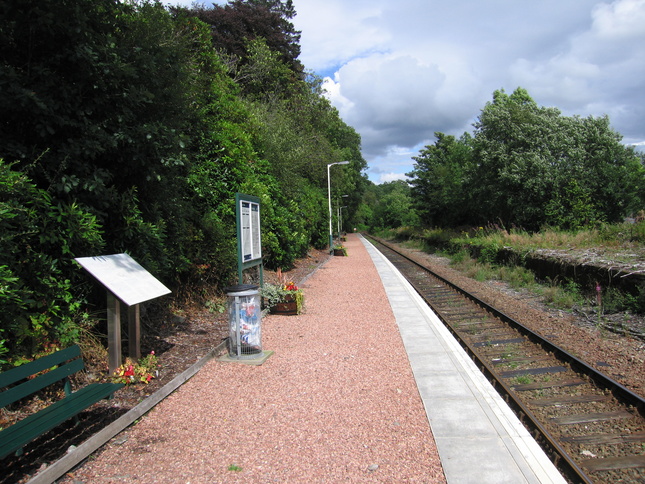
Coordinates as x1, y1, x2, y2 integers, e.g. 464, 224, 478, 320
333, 248, 346, 256
270, 295, 298, 315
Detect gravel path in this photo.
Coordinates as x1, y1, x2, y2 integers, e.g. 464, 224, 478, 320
68, 234, 446, 483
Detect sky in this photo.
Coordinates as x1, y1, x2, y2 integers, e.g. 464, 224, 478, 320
166, 0, 645, 183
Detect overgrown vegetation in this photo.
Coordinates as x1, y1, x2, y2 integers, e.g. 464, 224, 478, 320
388, 222, 645, 315
356, 90, 643, 235
405, 88, 644, 232
1, 0, 644, 368
0, 0, 365, 368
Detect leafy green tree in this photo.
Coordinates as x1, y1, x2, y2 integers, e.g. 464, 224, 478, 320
0, 0, 203, 276
468, 88, 560, 229
232, 39, 364, 259
469, 87, 643, 230
369, 180, 418, 229
407, 132, 473, 227
354, 182, 378, 231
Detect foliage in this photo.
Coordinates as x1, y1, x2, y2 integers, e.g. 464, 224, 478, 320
182, 0, 303, 76
333, 245, 348, 256
357, 180, 418, 231
261, 281, 304, 314
112, 351, 159, 385
0, 0, 364, 367
0, 160, 104, 364
406, 87, 644, 232
470, 88, 643, 231
407, 132, 473, 227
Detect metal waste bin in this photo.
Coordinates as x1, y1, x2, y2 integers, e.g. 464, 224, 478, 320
225, 284, 262, 359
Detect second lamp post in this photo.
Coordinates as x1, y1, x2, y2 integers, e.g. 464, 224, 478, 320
327, 161, 350, 251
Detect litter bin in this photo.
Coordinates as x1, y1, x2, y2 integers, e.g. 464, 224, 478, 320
225, 284, 262, 359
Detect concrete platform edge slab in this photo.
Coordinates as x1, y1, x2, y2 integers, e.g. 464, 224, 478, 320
360, 236, 567, 484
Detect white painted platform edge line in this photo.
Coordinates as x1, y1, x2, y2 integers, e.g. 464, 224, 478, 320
360, 237, 567, 484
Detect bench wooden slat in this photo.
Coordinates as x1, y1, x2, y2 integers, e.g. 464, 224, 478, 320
0, 382, 123, 459
0, 345, 124, 459
0, 346, 81, 388
0, 359, 84, 409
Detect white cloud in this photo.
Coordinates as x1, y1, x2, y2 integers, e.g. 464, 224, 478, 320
294, 1, 390, 74
378, 172, 410, 184
164, 0, 645, 182
592, 0, 645, 39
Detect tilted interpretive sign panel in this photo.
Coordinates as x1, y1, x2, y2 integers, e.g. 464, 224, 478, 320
75, 253, 171, 306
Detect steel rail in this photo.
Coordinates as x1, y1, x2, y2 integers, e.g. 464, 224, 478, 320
369, 236, 645, 484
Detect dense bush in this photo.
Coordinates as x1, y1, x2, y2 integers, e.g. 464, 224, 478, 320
407, 88, 644, 231
0, 161, 105, 365
0, 1, 365, 366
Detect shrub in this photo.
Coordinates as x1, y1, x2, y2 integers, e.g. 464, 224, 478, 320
0, 161, 104, 367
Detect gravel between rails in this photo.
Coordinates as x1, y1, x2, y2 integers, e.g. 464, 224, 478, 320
66, 234, 446, 483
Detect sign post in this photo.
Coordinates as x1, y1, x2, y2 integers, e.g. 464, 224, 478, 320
75, 254, 171, 373
236, 193, 263, 285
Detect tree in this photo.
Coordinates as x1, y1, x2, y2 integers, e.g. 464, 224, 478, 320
468, 88, 560, 229
369, 180, 418, 229
468, 87, 643, 230
407, 132, 473, 227
182, 0, 303, 76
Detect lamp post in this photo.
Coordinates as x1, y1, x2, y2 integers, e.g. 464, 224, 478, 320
327, 161, 350, 251
337, 194, 348, 239
339, 205, 348, 239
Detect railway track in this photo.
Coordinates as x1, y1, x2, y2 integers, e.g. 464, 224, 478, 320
369, 236, 645, 484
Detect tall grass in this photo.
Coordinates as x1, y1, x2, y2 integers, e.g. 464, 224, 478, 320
377, 222, 645, 314
458, 222, 645, 251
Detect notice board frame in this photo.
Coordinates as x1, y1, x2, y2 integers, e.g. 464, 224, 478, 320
236, 193, 263, 285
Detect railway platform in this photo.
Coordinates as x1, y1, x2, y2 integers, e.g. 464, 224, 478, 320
361, 235, 567, 484
56, 233, 569, 484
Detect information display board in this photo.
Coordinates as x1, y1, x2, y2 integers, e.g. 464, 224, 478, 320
75, 253, 171, 372
75, 253, 171, 306
236, 193, 263, 284
240, 199, 261, 262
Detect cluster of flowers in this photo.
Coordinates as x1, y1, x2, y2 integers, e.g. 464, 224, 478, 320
112, 351, 159, 385
283, 281, 298, 292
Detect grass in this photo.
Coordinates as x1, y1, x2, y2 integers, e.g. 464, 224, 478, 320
513, 375, 533, 385
455, 222, 645, 252
381, 221, 645, 314
433, 247, 589, 313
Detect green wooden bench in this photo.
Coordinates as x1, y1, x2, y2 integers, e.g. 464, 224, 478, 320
0, 344, 124, 460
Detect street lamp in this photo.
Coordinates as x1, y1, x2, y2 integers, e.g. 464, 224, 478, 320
339, 205, 348, 239
327, 161, 350, 251
337, 194, 349, 239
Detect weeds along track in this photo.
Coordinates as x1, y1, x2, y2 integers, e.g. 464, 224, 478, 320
369, 236, 645, 484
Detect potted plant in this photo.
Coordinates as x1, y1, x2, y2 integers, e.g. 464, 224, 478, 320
261, 281, 304, 315
333, 244, 347, 256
